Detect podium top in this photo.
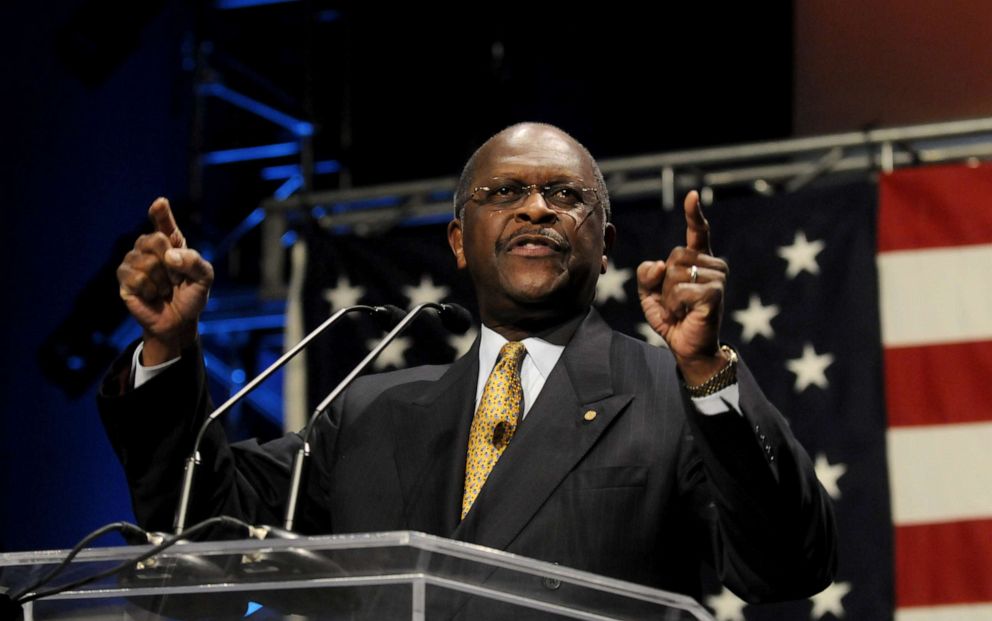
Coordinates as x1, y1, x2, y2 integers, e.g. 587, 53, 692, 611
0, 530, 715, 620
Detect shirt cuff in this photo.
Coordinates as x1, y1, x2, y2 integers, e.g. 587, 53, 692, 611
131, 342, 182, 389
691, 383, 741, 416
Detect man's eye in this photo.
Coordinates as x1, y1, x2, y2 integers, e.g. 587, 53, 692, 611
494, 185, 520, 197
550, 186, 581, 203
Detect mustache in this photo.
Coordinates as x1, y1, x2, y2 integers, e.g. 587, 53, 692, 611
496, 228, 571, 252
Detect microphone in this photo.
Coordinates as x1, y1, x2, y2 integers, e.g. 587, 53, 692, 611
281, 302, 472, 530
172, 304, 403, 535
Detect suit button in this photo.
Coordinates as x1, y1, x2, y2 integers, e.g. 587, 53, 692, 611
583, 410, 597, 422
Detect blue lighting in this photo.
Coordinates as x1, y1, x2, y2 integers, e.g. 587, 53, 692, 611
201, 142, 300, 166
260, 160, 340, 181
311, 206, 327, 218
244, 601, 263, 617
231, 368, 246, 384
400, 212, 454, 227
281, 230, 298, 247
198, 315, 286, 334
273, 174, 303, 200
215, 0, 299, 10
316, 9, 340, 22
67, 355, 85, 371
198, 83, 313, 136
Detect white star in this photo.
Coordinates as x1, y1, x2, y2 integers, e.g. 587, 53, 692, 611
809, 581, 851, 619
785, 343, 835, 392
596, 260, 633, 304
367, 336, 412, 371
814, 453, 847, 500
448, 326, 478, 359
636, 323, 668, 348
403, 274, 450, 308
322, 275, 366, 311
731, 294, 780, 343
705, 587, 748, 621
778, 231, 825, 279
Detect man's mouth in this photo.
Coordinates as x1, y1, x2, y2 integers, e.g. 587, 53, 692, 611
502, 231, 568, 257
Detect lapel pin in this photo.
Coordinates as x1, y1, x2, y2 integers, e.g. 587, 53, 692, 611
583, 410, 597, 422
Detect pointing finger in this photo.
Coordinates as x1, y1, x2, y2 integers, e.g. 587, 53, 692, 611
148, 197, 186, 249
684, 190, 711, 255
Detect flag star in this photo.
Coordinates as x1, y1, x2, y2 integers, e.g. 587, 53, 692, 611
814, 453, 847, 500
596, 260, 633, 304
636, 323, 668, 348
403, 274, 450, 308
731, 294, 780, 343
322, 275, 366, 311
448, 326, 478, 359
367, 336, 412, 371
786, 343, 835, 392
778, 230, 825, 279
705, 587, 748, 621
809, 581, 851, 619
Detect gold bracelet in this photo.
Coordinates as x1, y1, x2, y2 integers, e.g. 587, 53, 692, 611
684, 345, 738, 398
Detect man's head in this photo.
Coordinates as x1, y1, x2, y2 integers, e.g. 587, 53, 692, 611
447, 123, 615, 332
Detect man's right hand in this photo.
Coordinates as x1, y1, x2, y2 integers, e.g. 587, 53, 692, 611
117, 197, 214, 366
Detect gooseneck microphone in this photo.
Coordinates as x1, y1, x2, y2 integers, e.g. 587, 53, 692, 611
282, 302, 472, 530
172, 304, 404, 534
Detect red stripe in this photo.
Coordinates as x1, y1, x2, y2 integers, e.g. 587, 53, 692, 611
895, 518, 992, 607
878, 164, 992, 252
884, 340, 992, 427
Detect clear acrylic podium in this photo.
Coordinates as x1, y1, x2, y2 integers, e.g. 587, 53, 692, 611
0, 531, 715, 620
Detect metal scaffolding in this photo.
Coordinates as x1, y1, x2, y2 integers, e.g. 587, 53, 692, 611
257, 115, 992, 295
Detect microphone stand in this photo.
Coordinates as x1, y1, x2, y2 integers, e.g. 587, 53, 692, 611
172, 304, 401, 534
282, 302, 471, 530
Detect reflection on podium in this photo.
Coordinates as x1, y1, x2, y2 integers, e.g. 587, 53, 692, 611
0, 531, 715, 620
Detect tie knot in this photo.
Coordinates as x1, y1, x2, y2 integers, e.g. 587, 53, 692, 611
498, 341, 527, 366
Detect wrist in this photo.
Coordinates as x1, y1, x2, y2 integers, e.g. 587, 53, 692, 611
680, 345, 738, 395
141, 328, 196, 366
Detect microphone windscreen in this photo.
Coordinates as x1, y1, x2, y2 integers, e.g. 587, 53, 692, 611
439, 303, 473, 335
373, 305, 405, 330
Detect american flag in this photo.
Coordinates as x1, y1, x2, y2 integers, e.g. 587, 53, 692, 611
298, 167, 991, 619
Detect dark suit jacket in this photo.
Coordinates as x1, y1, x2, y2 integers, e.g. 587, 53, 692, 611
98, 309, 836, 608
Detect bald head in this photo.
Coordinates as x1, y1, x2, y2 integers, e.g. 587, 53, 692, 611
453, 123, 611, 222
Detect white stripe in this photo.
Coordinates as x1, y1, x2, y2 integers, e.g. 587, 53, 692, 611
878, 244, 992, 347
896, 603, 992, 621
888, 421, 992, 524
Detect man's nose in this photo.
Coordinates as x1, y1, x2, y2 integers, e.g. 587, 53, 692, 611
515, 189, 557, 223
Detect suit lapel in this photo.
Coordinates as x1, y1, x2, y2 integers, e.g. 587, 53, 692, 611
451, 310, 634, 551
390, 339, 479, 537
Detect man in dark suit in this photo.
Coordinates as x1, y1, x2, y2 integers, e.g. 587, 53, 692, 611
100, 123, 836, 608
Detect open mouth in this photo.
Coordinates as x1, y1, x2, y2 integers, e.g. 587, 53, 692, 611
503, 231, 567, 256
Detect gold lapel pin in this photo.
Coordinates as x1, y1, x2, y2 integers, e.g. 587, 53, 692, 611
583, 410, 597, 422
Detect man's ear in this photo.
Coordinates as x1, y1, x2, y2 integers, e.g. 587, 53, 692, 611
601, 222, 616, 274
447, 218, 467, 269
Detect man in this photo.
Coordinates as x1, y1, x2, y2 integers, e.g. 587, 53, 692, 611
100, 123, 836, 609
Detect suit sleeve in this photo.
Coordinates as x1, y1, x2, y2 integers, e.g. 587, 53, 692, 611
677, 356, 838, 602
96, 339, 336, 533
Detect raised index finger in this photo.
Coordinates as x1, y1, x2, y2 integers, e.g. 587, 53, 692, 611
148, 197, 186, 249
684, 190, 711, 254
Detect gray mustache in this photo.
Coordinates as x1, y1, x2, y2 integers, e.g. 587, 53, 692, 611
497, 228, 571, 252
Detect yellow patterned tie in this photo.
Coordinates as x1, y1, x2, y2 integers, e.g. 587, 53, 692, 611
461, 341, 528, 519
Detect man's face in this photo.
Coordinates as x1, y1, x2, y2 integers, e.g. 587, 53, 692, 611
447, 127, 615, 326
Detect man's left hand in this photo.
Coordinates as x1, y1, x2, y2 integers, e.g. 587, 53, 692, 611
637, 190, 731, 385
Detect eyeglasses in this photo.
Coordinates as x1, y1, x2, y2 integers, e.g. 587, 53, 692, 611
469, 180, 599, 214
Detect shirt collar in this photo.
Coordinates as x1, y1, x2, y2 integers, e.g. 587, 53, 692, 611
478, 324, 565, 380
